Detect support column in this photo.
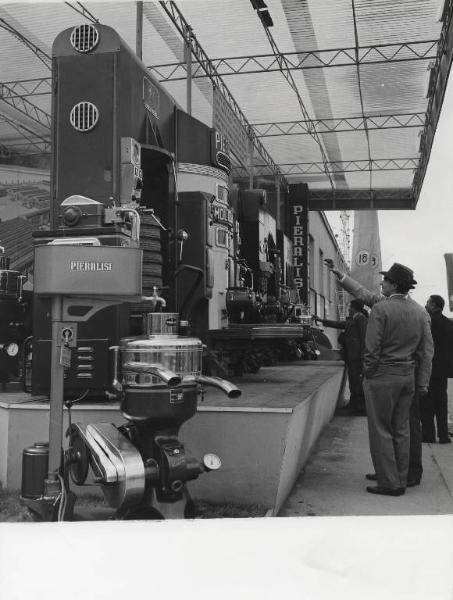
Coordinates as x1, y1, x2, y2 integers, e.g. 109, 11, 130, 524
275, 174, 281, 229
184, 26, 193, 115
248, 134, 254, 189
136, 1, 143, 60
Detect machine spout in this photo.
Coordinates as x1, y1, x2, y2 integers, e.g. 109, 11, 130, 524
122, 361, 181, 387
195, 375, 241, 399
142, 286, 167, 311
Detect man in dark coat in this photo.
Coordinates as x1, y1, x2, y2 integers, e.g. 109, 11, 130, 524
315, 299, 368, 415
422, 294, 453, 444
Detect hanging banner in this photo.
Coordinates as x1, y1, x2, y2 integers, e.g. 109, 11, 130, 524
212, 88, 249, 168
287, 183, 309, 305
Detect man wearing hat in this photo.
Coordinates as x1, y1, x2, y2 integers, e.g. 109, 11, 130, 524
325, 260, 433, 495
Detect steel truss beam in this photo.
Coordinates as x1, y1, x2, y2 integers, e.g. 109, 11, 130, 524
1, 78, 52, 99
64, 2, 99, 24
233, 158, 418, 177
251, 5, 334, 189
0, 112, 50, 152
149, 40, 438, 81
307, 188, 415, 210
0, 82, 51, 130
0, 140, 51, 155
0, 18, 51, 69
413, 0, 453, 204
159, 1, 286, 184
252, 112, 425, 136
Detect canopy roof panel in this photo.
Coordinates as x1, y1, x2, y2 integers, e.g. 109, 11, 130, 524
0, 0, 451, 209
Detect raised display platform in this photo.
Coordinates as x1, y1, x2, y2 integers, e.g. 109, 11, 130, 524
0, 361, 345, 515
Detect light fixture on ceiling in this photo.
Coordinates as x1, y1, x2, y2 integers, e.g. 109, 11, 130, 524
250, 0, 274, 28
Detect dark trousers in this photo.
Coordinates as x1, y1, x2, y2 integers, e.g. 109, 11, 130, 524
347, 359, 365, 411
420, 376, 449, 442
409, 392, 423, 483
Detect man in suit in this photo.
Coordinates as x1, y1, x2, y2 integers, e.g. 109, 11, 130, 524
325, 260, 433, 492
422, 294, 453, 444
362, 264, 433, 496
315, 298, 368, 415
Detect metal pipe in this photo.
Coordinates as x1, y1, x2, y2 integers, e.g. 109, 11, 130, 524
122, 361, 181, 387
142, 286, 167, 310
123, 208, 141, 243
195, 375, 241, 399
47, 295, 65, 481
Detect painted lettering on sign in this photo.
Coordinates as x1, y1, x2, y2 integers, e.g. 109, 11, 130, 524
288, 192, 309, 304
70, 261, 112, 271
355, 250, 378, 268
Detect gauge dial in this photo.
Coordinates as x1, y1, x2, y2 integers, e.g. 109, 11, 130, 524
6, 342, 19, 357
203, 453, 222, 471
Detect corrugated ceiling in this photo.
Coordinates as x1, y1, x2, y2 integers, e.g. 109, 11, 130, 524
0, 0, 450, 208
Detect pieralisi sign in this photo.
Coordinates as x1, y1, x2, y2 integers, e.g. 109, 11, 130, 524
33, 245, 142, 296
287, 184, 309, 305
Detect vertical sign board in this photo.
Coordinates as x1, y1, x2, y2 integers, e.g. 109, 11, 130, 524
212, 88, 249, 169
287, 184, 309, 305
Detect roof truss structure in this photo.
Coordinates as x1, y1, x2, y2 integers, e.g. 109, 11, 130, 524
0, 0, 452, 209
149, 40, 440, 81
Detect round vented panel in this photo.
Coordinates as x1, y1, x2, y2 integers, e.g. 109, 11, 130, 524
70, 102, 99, 132
70, 24, 99, 53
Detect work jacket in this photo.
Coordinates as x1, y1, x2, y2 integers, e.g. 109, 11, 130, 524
322, 312, 368, 361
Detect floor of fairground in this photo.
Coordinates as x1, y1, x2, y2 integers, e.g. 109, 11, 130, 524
280, 383, 453, 517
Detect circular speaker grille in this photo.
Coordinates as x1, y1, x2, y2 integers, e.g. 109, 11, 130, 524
70, 24, 99, 53
70, 102, 99, 132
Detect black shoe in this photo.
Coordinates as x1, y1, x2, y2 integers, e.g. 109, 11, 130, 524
439, 438, 451, 444
365, 473, 377, 481
366, 486, 405, 496
422, 438, 436, 443
407, 480, 421, 487
336, 406, 366, 416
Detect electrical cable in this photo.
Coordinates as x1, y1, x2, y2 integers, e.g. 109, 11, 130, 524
351, 0, 373, 197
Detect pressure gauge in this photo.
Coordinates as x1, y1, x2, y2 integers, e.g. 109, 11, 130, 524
203, 453, 221, 471
6, 343, 19, 357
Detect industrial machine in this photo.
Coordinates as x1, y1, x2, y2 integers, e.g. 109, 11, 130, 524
208, 188, 320, 374
25, 22, 324, 401
21, 204, 240, 521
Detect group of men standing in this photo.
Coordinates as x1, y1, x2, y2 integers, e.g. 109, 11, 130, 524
317, 260, 453, 497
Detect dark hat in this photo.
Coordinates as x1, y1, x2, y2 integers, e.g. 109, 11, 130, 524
380, 262, 417, 289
